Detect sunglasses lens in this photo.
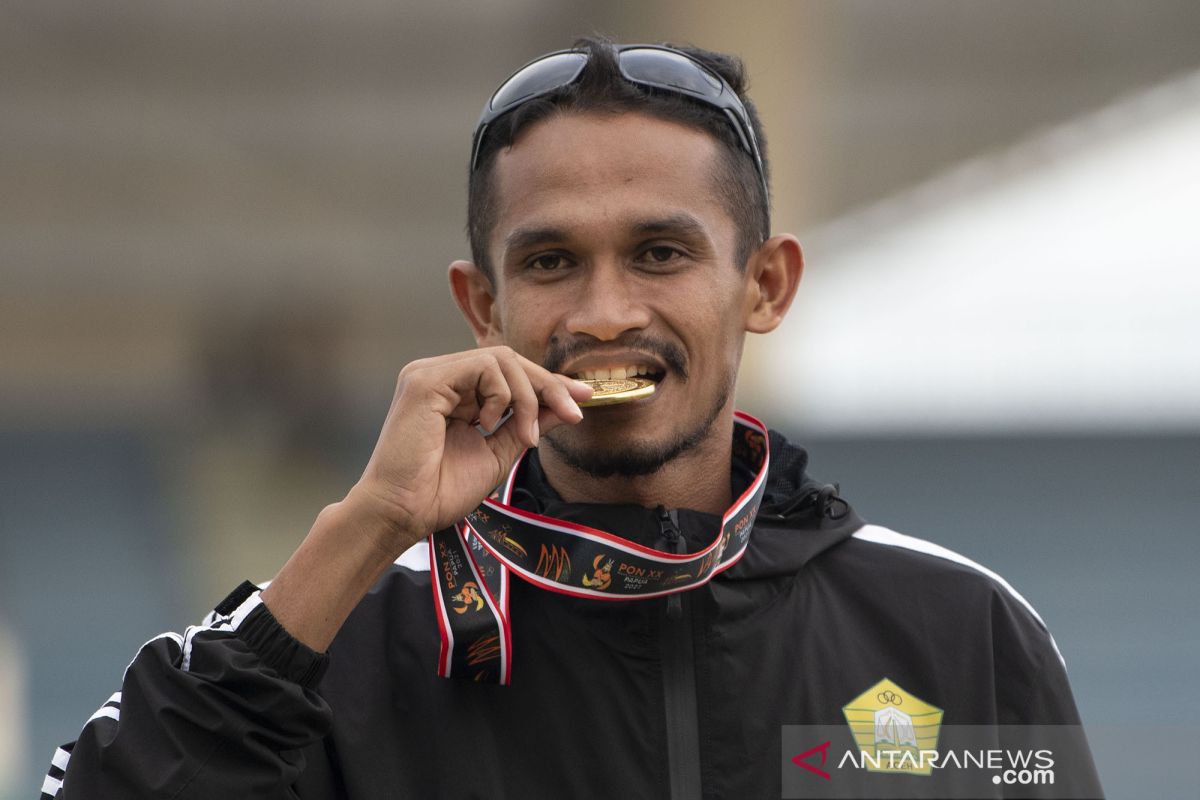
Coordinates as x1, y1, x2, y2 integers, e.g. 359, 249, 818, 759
619, 48, 722, 97
490, 52, 589, 113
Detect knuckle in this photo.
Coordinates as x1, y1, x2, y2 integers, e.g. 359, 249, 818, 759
401, 357, 428, 373
396, 365, 419, 386
397, 358, 426, 382
396, 366, 433, 396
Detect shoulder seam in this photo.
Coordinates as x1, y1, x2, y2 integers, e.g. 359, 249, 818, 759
851, 524, 1066, 668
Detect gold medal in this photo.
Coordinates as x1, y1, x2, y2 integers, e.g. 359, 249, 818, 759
577, 377, 657, 407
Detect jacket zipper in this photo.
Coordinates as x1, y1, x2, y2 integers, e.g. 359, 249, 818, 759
657, 507, 702, 800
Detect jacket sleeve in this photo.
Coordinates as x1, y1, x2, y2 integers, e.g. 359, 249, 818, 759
40, 582, 333, 799
990, 584, 1106, 798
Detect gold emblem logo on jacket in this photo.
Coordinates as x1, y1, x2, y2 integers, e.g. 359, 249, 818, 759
842, 678, 944, 775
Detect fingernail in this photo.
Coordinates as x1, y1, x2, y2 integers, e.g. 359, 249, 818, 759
531, 419, 540, 443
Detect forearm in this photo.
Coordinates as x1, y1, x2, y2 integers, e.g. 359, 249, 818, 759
260, 488, 421, 653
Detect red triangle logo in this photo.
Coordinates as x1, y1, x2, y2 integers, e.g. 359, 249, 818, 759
791, 740, 832, 780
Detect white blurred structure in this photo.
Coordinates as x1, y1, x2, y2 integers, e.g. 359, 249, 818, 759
0, 620, 27, 797
765, 69, 1200, 434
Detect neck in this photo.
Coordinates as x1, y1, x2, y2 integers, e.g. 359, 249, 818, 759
536, 411, 735, 516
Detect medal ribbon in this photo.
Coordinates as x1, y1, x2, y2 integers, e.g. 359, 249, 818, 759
429, 410, 770, 684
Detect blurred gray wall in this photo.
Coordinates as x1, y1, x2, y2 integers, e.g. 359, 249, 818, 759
3, 1, 1199, 796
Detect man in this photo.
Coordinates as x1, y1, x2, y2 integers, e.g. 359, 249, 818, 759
44, 37, 1100, 798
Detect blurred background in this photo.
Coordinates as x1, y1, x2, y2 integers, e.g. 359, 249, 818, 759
2, 1, 1198, 796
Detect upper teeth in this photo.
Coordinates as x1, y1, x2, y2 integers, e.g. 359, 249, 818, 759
575, 366, 656, 381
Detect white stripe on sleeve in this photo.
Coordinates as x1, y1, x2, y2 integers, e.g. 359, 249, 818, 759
851, 524, 1066, 668
181, 592, 263, 671
85, 705, 120, 725
41, 774, 62, 797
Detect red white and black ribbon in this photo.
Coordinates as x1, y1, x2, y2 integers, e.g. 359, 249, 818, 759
430, 410, 770, 684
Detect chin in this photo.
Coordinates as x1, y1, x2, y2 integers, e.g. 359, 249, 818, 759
543, 410, 720, 479
541, 431, 682, 478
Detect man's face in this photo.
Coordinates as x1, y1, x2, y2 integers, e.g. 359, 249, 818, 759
479, 111, 757, 475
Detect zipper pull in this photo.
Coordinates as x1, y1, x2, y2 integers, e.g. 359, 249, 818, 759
657, 506, 684, 620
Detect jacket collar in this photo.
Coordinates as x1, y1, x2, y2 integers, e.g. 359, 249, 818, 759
509, 427, 864, 581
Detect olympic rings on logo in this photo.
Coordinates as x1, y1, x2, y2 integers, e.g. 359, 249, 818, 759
877, 690, 903, 705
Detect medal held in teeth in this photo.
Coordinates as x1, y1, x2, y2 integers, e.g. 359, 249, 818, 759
577, 377, 656, 407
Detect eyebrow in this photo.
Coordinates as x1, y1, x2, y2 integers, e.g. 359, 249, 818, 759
631, 213, 708, 239
502, 213, 711, 260
503, 226, 570, 258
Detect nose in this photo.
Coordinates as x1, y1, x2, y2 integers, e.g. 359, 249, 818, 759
563, 260, 652, 341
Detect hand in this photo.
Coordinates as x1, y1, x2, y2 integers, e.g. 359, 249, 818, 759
347, 346, 592, 554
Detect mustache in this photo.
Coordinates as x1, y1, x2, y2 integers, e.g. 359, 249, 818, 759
543, 334, 688, 381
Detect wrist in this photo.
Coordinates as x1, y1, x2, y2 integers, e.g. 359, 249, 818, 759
260, 492, 417, 653
338, 483, 425, 558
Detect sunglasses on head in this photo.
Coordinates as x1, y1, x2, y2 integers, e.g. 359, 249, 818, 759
470, 44, 769, 205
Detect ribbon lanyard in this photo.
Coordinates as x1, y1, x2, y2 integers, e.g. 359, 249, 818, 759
429, 411, 770, 684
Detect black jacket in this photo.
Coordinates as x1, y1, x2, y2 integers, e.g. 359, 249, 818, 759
42, 430, 1101, 798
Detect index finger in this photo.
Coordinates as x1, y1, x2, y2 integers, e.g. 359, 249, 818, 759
512, 353, 590, 423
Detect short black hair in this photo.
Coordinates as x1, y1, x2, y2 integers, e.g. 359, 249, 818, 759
467, 35, 771, 279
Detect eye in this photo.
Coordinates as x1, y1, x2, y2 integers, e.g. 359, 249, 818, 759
528, 253, 568, 271
641, 245, 683, 264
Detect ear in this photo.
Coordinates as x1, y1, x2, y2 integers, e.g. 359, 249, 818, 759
743, 234, 804, 334
448, 260, 504, 345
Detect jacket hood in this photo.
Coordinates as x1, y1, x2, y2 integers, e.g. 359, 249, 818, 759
510, 427, 863, 583
723, 429, 863, 580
